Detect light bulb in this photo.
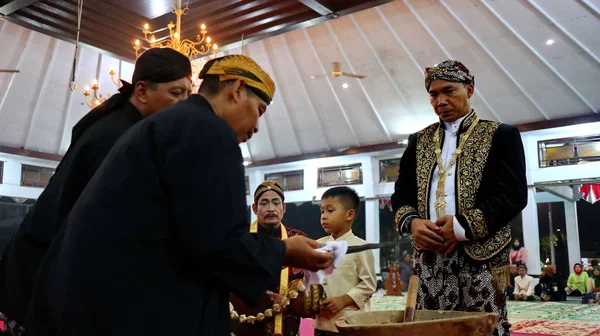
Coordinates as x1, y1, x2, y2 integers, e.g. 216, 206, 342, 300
174, 32, 179, 39
206, 36, 211, 43
144, 23, 149, 30
342, 83, 349, 89
135, 39, 140, 46
93, 78, 98, 85
151, 35, 156, 43
201, 24, 206, 30
213, 44, 218, 50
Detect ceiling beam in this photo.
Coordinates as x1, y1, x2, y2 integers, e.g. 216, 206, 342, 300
2, 112, 599, 164
217, 0, 394, 52
297, 0, 333, 16
516, 113, 600, 132
0, 0, 38, 17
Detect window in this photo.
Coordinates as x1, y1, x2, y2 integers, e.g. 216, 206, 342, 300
264, 170, 304, 191
317, 163, 362, 188
379, 158, 401, 183
538, 134, 600, 168
245, 176, 250, 195
21, 164, 55, 188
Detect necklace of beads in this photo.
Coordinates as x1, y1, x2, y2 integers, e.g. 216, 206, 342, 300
229, 280, 306, 324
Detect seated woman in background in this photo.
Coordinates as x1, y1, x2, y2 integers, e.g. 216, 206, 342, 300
566, 263, 589, 297
583, 266, 600, 304
512, 265, 535, 301
535, 266, 566, 302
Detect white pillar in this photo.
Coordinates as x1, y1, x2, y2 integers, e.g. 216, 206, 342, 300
523, 187, 542, 274
364, 200, 381, 275
363, 158, 381, 275
564, 200, 581, 267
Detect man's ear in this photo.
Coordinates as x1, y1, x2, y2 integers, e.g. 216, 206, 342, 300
466, 83, 475, 99
252, 203, 258, 215
230, 79, 247, 103
134, 81, 149, 103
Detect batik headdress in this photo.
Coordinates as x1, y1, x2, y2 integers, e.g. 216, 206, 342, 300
199, 54, 275, 105
254, 180, 285, 202
424, 59, 475, 91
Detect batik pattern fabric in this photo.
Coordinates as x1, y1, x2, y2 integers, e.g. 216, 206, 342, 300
413, 248, 510, 336
0, 313, 26, 336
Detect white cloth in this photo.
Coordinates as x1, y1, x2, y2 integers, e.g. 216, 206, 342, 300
428, 113, 471, 242
295, 241, 348, 288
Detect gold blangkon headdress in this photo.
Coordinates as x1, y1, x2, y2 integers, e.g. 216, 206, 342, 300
199, 54, 275, 105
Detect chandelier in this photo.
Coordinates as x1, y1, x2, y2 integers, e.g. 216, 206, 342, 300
82, 0, 218, 107
133, 0, 218, 60
83, 70, 122, 108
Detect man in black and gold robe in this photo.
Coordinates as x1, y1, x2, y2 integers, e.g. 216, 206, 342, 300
0, 47, 193, 331
392, 60, 527, 336
26, 55, 332, 336
231, 181, 306, 336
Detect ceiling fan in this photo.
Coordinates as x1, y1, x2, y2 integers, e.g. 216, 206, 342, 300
310, 61, 365, 79
0, 69, 20, 73
310, 18, 366, 80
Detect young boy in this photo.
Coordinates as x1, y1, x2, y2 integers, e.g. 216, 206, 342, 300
314, 187, 377, 335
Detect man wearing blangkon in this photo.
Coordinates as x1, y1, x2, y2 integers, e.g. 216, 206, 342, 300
26, 55, 333, 336
0, 47, 193, 331
391, 60, 527, 336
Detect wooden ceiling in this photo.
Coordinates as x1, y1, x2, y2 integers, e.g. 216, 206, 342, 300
0, 0, 393, 62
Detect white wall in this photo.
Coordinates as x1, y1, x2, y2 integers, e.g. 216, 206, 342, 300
0, 153, 58, 199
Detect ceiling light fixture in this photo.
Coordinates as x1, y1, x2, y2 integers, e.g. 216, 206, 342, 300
342, 83, 349, 89
546, 39, 554, 46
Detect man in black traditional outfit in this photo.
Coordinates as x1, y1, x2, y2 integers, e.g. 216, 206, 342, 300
231, 181, 306, 336
0, 47, 192, 332
391, 60, 527, 336
26, 54, 333, 336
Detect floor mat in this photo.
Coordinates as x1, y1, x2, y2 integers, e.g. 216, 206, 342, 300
510, 320, 600, 336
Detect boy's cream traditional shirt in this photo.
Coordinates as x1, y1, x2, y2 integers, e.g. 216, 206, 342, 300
313, 230, 377, 332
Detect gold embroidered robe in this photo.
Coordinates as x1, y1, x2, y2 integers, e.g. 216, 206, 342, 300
391, 112, 527, 283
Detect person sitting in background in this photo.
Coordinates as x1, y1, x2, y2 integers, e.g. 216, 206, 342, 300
535, 266, 566, 301
512, 265, 535, 301
506, 264, 518, 300
566, 263, 589, 297
583, 266, 600, 304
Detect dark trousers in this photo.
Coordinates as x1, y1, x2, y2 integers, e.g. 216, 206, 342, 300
314, 330, 339, 336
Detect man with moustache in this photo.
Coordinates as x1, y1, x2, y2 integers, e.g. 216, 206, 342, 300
391, 60, 527, 336
230, 180, 306, 336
